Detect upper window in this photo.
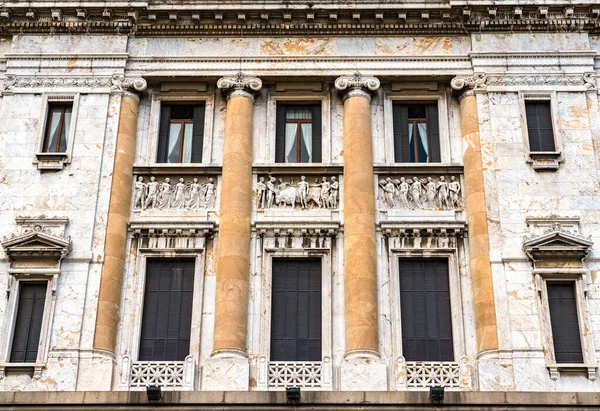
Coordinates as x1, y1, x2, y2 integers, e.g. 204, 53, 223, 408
139, 258, 195, 361
275, 104, 322, 163
547, 282, 583, 364
393, 103, 440, 163
42, 103, 72, 153
525, 101, 556, 152
157, 104, 205, 163
399, 259, 453, 362
10, 282, 48, 363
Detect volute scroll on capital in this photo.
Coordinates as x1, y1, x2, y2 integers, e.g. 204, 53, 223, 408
450, 74, 487, 98
217, 71, 263, 101
110, 75, 148, 94
334, 71, 380, 101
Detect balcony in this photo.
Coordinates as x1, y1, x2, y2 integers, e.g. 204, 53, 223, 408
119, 356, 195, 391
395, 356, 471, 390
257, 357, 333, 390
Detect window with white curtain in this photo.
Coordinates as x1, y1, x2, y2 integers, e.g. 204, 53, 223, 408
275, 103, 322, 164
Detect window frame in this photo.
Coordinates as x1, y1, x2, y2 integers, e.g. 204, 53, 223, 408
34, 94, 80, 170
518, 92, 563, 170
536, 273, 597, 379
0, 275, 57, 378
147, 93, 214, 165
265, 93, 330, 164
384, 93, 450, 164
282, 106, 316, 163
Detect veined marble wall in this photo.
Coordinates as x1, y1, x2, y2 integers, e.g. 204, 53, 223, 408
0, 31, 599, 392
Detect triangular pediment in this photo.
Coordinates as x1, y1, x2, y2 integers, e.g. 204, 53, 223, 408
523, 230, 593, 262
1, 230, 72, 262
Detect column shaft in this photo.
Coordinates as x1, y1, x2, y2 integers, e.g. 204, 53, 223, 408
213, 95, 254, 355
459, 93, 499, 354
343, 95, 379, 356
94, 92, 140, 353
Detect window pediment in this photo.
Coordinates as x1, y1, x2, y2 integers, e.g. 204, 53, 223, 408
1, 227, 72, 264
523, 230, 592, 269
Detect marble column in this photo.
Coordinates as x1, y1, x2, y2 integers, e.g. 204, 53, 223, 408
212, 73, 262, 357
451, 76, 499, 355
94, 78, 147, 356
335, 72, 387, 390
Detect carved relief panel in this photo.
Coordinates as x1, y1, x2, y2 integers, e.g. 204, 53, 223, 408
377, 174, 462, 211
254, 175, 340, 211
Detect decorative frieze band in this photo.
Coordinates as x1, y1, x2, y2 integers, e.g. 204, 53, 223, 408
378, 175, 462, 211
451, 73, 597, 93
255, 175, 339, 210
134, 175, 217, 211
2, 74, 147, 92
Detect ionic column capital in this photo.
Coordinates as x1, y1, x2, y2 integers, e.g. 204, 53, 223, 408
334, 71, 380, 101
110, 75, 147, 95
217, 71, 263, 101
451, 74, 487, 100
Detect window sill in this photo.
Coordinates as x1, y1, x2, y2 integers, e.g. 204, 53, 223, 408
528, 152, 562, 171
547, 363, 598, 381
0, 362, 45, 379
34, 152, 69, 171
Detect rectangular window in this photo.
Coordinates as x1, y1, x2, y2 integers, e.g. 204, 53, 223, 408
139, 259, 195, 361
10, 282, 47, 363
393, 103, 440, 163
157, 104, 205, 163
42, 103, 72, 153
525, 101, 555, 152
399, 259, 453, 361
547, 282, 583, 364
275, 104, 322, 163
270, 259, 322, 361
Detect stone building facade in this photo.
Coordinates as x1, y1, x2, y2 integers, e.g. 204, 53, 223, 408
0, 0, 599, 404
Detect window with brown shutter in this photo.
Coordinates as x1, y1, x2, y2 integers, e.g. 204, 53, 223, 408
547, 282, 584, 364
270, 259, 322, 361
525, 101, 556, 152
399, 259, 453, 361
10, 282, 47, 363
157, 104, 205, 163
42, 103, 72, 153
139, 259, 195, 361
275, 103, 322, 163
393, 103, 440, 163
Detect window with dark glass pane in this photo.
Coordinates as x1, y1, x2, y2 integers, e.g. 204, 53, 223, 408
392, 103, 440, 163
43, 104, 72, 153
547, 282, 584, 364
10, 282, 47, 363
139, 259, 195, 361
525, 101, 556, 152
275, 104, 322, 163
399, 259, 453, 361
270, 259, 322, 362
157, 104, 205, 163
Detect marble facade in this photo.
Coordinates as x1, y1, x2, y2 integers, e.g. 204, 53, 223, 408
0, 1, 598, 401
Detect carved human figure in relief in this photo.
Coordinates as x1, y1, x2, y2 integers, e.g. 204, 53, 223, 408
425, 177, 437, 209
172, 178, 187, 209
320, 177, 330, 207
144, 176, 159, 209
437, 176, 449, 210
266, 176, 277, 208
298, 176, 309, 209
411, 177, 423, 208
381, 177, 396, 209
328, 176, 339, 209
187, 178, 202, 209
203, 178, 216, 208
157, 178, 173, 209
398, 177, 410, 208
134, 176, 147, 210
255, 177, 266, 209
448, 176, 461, 208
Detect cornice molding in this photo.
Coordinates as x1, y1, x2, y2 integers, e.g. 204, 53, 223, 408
451, 73, 597, 93
1, 74, 147, 92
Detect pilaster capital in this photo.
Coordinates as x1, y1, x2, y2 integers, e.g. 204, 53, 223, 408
110, 75, 147, 94
450, 74, 487, 99
334, 71, 380, 101
217, 71, 263, 101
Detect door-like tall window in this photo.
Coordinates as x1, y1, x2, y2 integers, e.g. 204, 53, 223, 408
547, 282, 583, 364
399, 259, 453, 361
139, 259, 195, 361
393, 103, 440, 163
275, 104, 322, 163
10, 283, 47, 363
270, 259, 322, 361
157, 104, 205, 163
